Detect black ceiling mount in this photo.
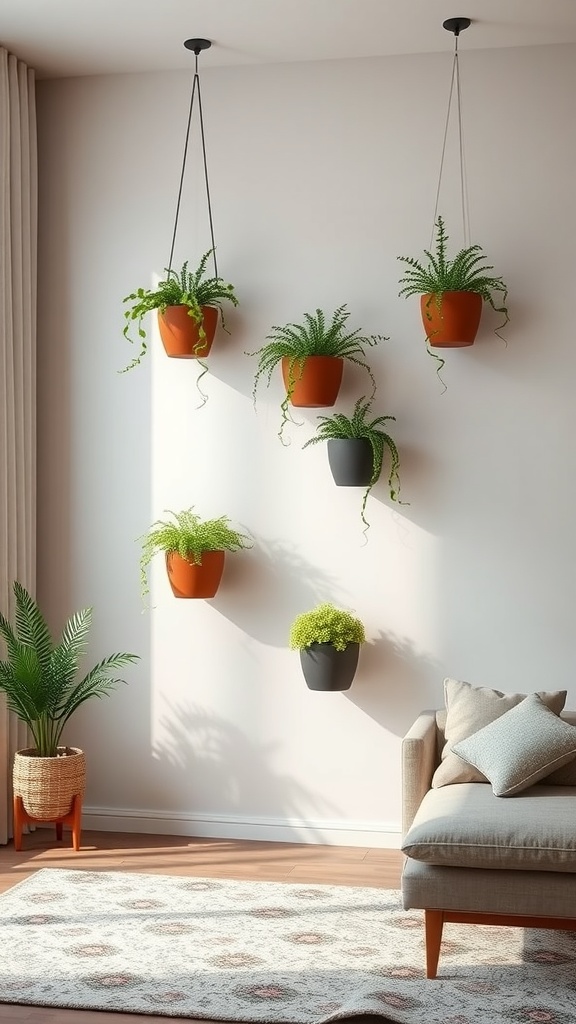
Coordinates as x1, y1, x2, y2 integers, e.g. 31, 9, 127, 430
184, 38, 212, 54
443, 17, 471, 36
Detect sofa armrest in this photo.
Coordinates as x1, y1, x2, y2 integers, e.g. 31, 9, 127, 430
402, 711, 438, 837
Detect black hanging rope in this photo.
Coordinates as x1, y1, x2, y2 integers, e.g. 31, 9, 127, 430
431, 27, 471, 249
167, 46, 218, 278
196, 68, 218, 279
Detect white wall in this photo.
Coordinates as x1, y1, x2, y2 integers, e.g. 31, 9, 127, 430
35, 42, 576, 846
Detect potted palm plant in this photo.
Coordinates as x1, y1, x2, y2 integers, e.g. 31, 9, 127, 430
289, 603, 366, 691
397, 215, 509, 380
246, 305, 386, 442
139, 507, 252, 600
0, 581, 139, 849
120, 248, 239, 373
302, 397, 405, 533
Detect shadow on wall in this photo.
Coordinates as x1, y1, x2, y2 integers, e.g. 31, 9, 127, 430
151, 700, 339, 839
209, 534, 346, 647
345, 629, 444, 738
368, 438, 444, 534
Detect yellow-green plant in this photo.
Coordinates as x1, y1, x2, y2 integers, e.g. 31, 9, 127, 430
289, 603, 366, 652
139, 507, 252, 599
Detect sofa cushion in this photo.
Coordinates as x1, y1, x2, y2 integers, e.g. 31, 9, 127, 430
452, 694, 576, 796
545, 756, 576, 784
401, 783, 576, 872
431, 678, 567, 789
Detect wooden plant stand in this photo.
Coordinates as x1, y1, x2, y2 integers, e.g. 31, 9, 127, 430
13, 794, 83, 852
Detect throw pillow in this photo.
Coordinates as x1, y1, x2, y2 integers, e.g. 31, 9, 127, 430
452, 693, 576, 796
431, 678, 567, 788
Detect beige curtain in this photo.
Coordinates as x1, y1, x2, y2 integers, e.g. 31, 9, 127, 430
0, 47, 37, 845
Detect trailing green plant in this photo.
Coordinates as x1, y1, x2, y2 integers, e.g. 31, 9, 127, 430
397, 215, 509, 384
289, 603, 366, 652
302, 396, 405, 533
120, 248, 239, 374
0, 581, 139, 758
139, 507, 252, 599
246, 305, 386, 443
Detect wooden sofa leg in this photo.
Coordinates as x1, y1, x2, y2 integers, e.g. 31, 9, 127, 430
425, 909, 444, 978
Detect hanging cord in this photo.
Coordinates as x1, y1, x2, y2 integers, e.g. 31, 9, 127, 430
196, 66, 218, 278
454, 41, 471, 248
167, 49, 218, 278
430, 31, 471, 249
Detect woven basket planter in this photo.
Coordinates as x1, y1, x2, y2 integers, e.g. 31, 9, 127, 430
13, 747, 86, 820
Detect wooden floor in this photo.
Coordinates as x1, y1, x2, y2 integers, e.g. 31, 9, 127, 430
0, 828, 404, 1024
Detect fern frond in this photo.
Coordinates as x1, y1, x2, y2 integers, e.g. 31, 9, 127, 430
120, 250, 238, 372
247, 306, 386, 439
139, 508, 252, 600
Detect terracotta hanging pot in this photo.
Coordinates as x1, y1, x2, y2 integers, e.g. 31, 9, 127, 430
420, 291, 482, 347
281, 355, 344, 408
158, 304, 218, 358
166, 550, 225, 598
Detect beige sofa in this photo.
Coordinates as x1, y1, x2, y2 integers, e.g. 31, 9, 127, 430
401, 707, 576, 978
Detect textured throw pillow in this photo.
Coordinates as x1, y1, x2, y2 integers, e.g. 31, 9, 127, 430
431, 678, 567, 788
452, 693, 576, 796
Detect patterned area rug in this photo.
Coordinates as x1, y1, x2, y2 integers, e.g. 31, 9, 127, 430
0, 869, 575, 1023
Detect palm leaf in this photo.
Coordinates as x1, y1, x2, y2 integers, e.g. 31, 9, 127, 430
0, 582, 139, 756
13, 581, 53, 671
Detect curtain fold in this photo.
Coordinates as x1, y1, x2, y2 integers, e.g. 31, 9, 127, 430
0, 47, 37, 845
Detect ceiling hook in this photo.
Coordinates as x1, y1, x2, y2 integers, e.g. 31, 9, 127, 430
183, 38, 212, 56
442, 17, 471, 37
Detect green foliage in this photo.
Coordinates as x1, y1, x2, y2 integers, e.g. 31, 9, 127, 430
397, 216, 509, 387
121, 249, 239, 372
0, 582, 139, 758
139, 507, 252, 599
246, 305, 386, 442
289, 603, 366, 652
398, 214, 509, 328
302, 397, 405, 532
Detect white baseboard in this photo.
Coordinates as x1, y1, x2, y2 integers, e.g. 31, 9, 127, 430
80, 806, 402, 849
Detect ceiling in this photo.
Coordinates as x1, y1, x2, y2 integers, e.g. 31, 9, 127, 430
2, 0, 576, 80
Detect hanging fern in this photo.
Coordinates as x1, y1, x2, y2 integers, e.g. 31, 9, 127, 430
138, 507, 252, 599
246, 305, 386, 443
397, 216, 509, 386
303, 397, 406, 535
121, 249, 239, 373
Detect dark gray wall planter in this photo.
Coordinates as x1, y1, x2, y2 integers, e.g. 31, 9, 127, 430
299, 642, 360, 691
327, 438, 374, 486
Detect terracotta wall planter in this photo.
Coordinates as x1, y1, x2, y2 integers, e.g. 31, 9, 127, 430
281, 355, 344, 407
300, 642, 360, 691
327, 438, 374, 486
158, 305, 218, 358
420, 291, 482, 347
166, 550, 225, 598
